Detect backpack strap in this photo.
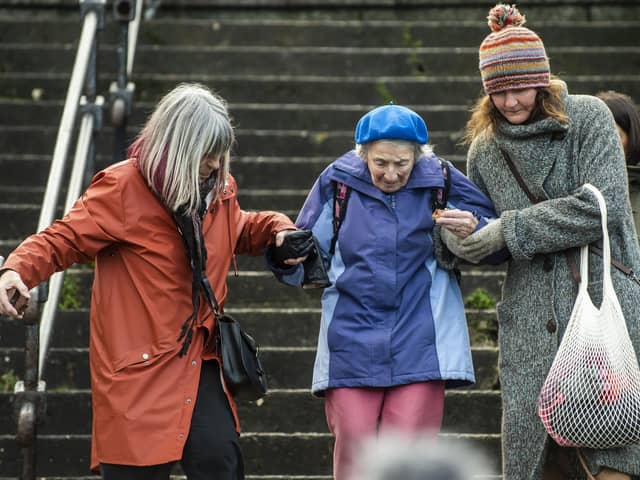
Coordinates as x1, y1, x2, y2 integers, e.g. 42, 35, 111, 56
430, 158, 462, 284
330, 182, 350, 255
330, 159, 451, 256
431, 158, 451, 212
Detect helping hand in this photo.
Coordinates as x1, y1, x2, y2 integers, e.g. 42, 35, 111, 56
274, 230, 312, 266
456, 219, 506, 264
439, 227, 475, 262
0, 270, 30, 319
435, 209, 479, 238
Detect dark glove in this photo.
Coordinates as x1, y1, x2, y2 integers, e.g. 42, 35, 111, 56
302, 237, 331, 289
271, 230, 315, 264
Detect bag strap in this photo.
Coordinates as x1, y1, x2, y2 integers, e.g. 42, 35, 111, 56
591, 243, 637, 279
500, 149, 547, 204
499, 147, 582, 284
330, 158, 452, 256
582, 184, 616, 295
576, 449, 597, 480
330, 181, 351, 255
431, 158, 451, 212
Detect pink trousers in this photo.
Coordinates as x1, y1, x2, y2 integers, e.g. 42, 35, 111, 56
324, 381, 445, 480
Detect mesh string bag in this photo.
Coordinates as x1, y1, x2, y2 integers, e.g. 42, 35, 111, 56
537, 183, 640, 449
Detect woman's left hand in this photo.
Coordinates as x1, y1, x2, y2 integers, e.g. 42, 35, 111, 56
434, 209, 479, 238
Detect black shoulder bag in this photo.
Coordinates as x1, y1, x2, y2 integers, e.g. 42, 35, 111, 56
173, 202, 268, 401
200, 278, 268, 401
216, 312, 268, 401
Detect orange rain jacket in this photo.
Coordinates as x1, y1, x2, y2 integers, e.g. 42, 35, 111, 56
4, 159, 295, 470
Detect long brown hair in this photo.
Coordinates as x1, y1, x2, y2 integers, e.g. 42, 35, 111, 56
463, 77, 568, 145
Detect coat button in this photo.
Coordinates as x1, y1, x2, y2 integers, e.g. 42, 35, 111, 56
546, 319, 557, 333
543, 257, 553, 272
185, 398, 192, 404
142, 353, 149, 360
191, 360, 197, 366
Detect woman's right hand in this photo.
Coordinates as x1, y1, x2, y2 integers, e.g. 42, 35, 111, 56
434, 209, 479, 238
0, 270, 30, 318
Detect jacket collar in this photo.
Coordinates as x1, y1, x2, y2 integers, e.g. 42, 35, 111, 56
495, 83, 570, 196
327, 149, 445, 199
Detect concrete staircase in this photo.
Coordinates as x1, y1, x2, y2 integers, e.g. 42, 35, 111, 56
1, 1, 639, 478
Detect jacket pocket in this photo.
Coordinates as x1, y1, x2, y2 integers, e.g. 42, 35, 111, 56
112, 341, 177, 374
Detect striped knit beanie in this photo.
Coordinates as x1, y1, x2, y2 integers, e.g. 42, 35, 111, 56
479, 4, 550, 95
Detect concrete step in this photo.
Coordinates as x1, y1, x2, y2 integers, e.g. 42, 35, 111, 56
224, 270, 504, 307
0, 431, 501, 477
0, 268, 504, 309
0, 153, 468, 198
3, 0, 637, 21
1, 17, 639, 47
0, 186, 313, 212
2, 193, 506, 238
217, 252, 503, 275
1, 345, 499, 391
2, 73, 640, 106
5, 44, 640, 77
0, 389, 501, 435
0, 307, 498, 349
0, 100, 474, 132
0, 125, 467, 158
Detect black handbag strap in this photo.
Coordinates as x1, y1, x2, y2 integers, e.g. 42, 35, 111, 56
501, 148, 547, 204
499, 147, 639, 286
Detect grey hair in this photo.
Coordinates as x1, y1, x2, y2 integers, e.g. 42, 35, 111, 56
349, 432, 491, 480
134, 83, 235, 214
355, 140, 432, 162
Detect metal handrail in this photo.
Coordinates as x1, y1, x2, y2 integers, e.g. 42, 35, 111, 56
38, 0, 145, 374
36, 8, 100, 233
128, 0, 144, 76
11, 3, 105, 478
36, 0, 104, 379
39, 97, 104, 376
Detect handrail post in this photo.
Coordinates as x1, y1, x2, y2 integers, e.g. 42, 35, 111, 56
0, 257, 48, 480
80, 0, 105, 188
110, 0, 136, 162
14, 284, 47, 480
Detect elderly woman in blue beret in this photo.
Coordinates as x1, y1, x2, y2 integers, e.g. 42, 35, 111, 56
271, 104, 504, 480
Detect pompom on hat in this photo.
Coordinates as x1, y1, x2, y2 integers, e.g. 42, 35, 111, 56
479, 4, 550, 95
355, 103, 428, 145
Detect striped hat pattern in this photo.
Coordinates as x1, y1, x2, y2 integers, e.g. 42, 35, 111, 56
479, 4, 550, 95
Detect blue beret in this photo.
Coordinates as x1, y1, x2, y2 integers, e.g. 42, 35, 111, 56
354, 104, 428, 145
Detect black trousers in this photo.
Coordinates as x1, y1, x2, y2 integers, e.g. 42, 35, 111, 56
101, 360, 244, 480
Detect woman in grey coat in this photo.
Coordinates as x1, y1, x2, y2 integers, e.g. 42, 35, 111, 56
437, 4, 640, 480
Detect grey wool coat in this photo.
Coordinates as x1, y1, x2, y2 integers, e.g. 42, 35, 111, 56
465, 86, 640, 479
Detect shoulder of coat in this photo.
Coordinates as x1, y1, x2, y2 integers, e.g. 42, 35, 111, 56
468, 130, 497, 160
221, 174, 239, 200
565, 94, 610, 119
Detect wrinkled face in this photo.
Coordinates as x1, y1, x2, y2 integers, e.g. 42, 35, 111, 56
366, 141, 416, 193
199, 153, 222, 181
490, 88, 538, 125
616, 124, 629, 159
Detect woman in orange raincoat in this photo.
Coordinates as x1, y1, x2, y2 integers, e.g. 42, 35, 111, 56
0, 83, 305, 480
